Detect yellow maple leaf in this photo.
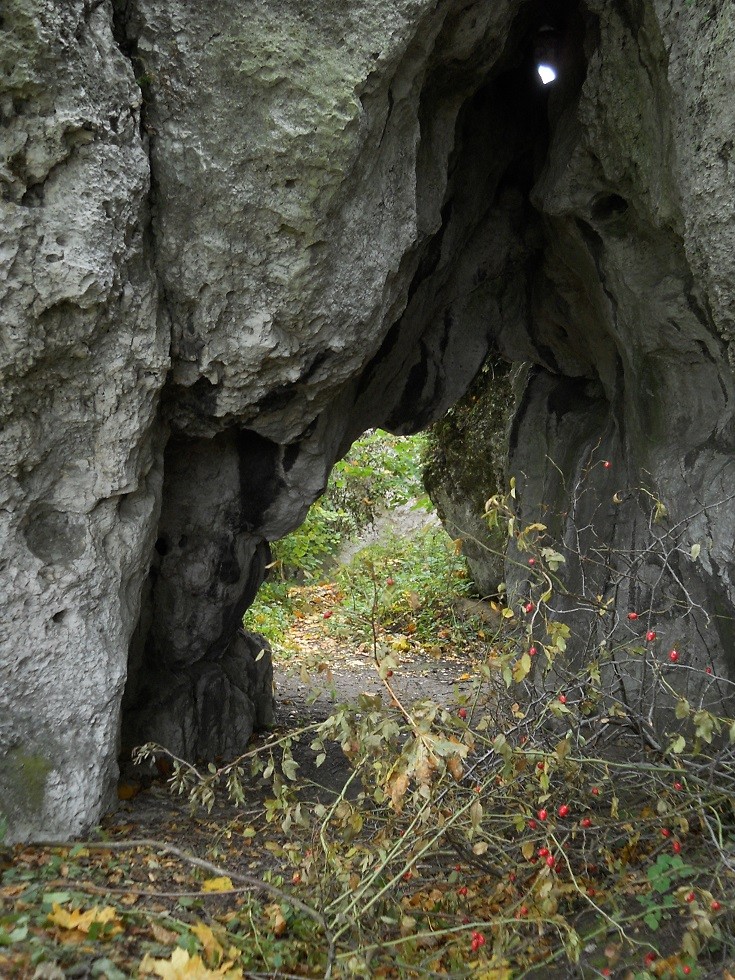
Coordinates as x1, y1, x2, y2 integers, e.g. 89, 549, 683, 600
191, 922, 224, 966
140, 947, 242, 979
47, 903, 123, 936
200, 876, 233, 893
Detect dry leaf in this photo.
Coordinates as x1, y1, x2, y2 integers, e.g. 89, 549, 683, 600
47, 903, 123, 937
201, 877, 233, 893
191, 922, 224, 965
151, 921, 180, 945
117, 782, 141, 800
140, 947, 242, 979
263, 903, 288, 937
388, 772, 409, 809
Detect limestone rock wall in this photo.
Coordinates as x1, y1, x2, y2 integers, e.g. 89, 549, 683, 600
0, 2, 168, 841
3, 0, 735, 840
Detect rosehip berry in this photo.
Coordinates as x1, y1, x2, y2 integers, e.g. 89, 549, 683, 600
323, 610, 333, 619
669, 649, 679, 662
661, 827, 671, 837
538, 847, 549, 857
591, 787, 600, 796
627, 611, 639, 621
546, 855, 555, 868
558, 804, 570, 818
509, 872, 516, 882
458, 707, 468, 720
537, 761, 545, 771
711, 900, 721, 911
558, 694, 567, 704
455, 864, 462, 871
403, 871, 413, 880
685, 892, 695, 903
518, 905, 528, 917
587, 887, 596, 897
537, 809, 548, 821
601, 969, 611, 977
387, 577, 395, 586
644, 951, 657, 966
683, 968, 691, 976
673, 841, 682, 854
603, 460, 611, 469
581, 818, 592, 828
529, 646, 537, 656
457, 885, 468, 896
386, 669, 393, 677
673, 781, 683, 791
528, 557, 536, 566
706, 666, 713, 674
471, 938, 480, 952
524, 602, 535, 614
528, 819, 538, 830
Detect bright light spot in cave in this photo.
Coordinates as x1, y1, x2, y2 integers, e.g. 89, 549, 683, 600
537, 63, 557, 85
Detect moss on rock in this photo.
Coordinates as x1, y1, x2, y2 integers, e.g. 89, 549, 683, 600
424, 356, 516, 597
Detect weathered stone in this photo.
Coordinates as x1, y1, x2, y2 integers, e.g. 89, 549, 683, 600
0, 0, 168, 841
4, 0, 735, 840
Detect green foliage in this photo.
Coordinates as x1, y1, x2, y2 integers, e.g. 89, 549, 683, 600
331, 525, 475, 646
245, 429, 440, 646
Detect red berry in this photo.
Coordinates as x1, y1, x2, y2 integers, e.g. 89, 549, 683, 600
458, 707, 468, 720
581, 818, 592, 828
524, 602, 535, 614
457, 885, 468, 896
528, 557, 536, 566
545, 855, 555, 868
706, 666, 713, 674
471, 938, 479, 952
403, 871, 413, 880
603, 460, 611, 469
387, 577, 395, 586
323, 610, 333, 619
518, 905, 528, 917
669, 649, 679, 662
537, 761, 545, 770
558, 804, 570, 818
538, 809, 548, 821
509, 872, 516, 882
661, 827, 671, 837
602, 969, 611, 977
673, 781, 683, 791
529, 646, 537, 656
627, 611, 639, 621
538, 847, 549, 857
528, 819, 537, 830
558, 694, 567, 704
386, 669, 393, 677
673, 841, 682, 854
646, 630, 657, 642
644, 951, 657, 965
685, 892, 695, 903
587, 887, 596, 897
711, 900, 721, 911
591, 787, 600, 796
684, 968, 691, 976
455, 865, 462, 871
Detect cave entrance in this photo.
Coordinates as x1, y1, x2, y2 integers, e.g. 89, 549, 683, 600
121, 0, 596, 771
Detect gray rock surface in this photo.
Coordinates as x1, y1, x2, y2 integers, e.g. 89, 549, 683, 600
0, 1, 168, 842
3, 0, 735, 840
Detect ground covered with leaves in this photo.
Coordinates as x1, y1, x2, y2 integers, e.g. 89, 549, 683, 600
3, 433, 735, 979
